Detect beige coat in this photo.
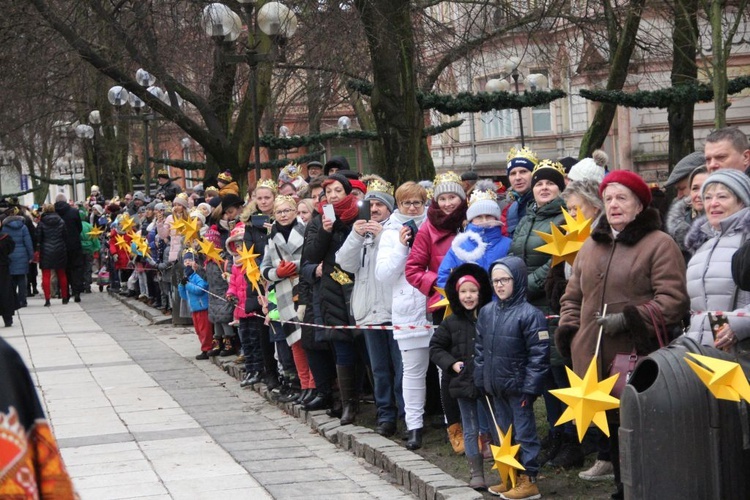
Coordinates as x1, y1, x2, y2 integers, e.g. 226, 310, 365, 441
557, 208, 690, 378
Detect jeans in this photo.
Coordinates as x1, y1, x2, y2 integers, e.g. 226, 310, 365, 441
364, 327, 404, 424
457, 397, 493, 458
12, 275, 27, 307
492, 393, 541, 476
82, 253, 94, 290
239, 316, 265, 374
542, 363, 576, 437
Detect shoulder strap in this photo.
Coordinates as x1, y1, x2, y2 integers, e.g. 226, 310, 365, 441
644, 301, 668, 348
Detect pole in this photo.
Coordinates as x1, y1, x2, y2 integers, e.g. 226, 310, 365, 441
512, 70, 525, 147
467, 61, 476, 171
251, 62, 261, 182
143, 116, 151, 197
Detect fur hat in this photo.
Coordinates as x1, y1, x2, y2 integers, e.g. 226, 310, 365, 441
466, 180, 501, 221
433, 171, 466, 200
324, 156, 350, 175
568, 158, 605, 184
702, 169, 750, 207
600, 170, 652, 207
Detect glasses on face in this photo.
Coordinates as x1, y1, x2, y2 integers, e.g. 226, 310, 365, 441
492, 277, 513, 286
274, 209, 296, 217
401, 200, 424, 208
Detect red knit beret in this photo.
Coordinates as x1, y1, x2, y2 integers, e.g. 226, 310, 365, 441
599, 170, 652, 207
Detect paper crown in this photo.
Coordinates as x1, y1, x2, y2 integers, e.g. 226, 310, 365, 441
434, 171, 462, 186
275, 195, 297, 208
468, 188, 498, 205
367, 179, 394, 196
506, 146, 539, 165
157, 169, 169, 177
255, 178, 278, 193
533, 159, 566, 176
218, 170, 232, 182
182, 248, 196, 258
279, 163, 301, 179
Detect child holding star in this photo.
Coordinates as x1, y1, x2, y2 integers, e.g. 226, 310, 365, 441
429, 263, 496, 491
203, 225, 237, 357
474, 256, 549, 499
177, 249, 212, 360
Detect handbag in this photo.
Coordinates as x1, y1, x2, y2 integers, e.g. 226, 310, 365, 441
607, 302, 668, 398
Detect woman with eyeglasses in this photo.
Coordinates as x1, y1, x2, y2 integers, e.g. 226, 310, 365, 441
260, 195, 311, 403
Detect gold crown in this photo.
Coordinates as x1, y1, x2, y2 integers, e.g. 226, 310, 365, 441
367, 179, 394, 196
218, 171, 233, 182
275, 195, 297, 208
157, 169, 169, 177
533, 159, 566, 176
433, 171, 462, 186
280, 163, 301, 179
255, 178, 278, 193
425, 188, 434, 200
506, 146, 539, 165
330, 266, 353, 286
469, 189, 498, 206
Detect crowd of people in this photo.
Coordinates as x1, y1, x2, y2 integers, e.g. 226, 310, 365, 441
1, 127, 749, 500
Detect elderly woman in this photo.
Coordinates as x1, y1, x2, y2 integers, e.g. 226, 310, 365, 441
376, 181, 431, 449
556, 170, 689, 499
685, 169, 750, 351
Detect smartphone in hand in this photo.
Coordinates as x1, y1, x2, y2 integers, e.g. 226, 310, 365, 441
322, 203, 336, 222
403, 219, 418, 247
708, 312, 729, 340
251, 214, 270, 228
358, 200, 371, 221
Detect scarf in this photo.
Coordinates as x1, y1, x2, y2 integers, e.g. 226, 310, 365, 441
427, 198, 467, 232
317, 194, 359, 224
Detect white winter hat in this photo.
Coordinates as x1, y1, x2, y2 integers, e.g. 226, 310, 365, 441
567, 158, 605, 184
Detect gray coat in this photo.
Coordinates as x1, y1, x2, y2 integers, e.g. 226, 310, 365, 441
205, 259, 233, 324
684, 208, 750, 346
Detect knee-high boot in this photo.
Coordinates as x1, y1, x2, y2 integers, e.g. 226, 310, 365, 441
337, 365, 358, 425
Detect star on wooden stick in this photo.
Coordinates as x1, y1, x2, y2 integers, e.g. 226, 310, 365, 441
429, 286, 452, 317
490, 424, 525, 489
685, 353, 750, 403
170, 217, 186, 234
114, 234, 131, 253
118, 213, 135, 233
180, 217, 200, 243
560, 207, 592, 240
86, 225, 105, 239
236, 243, 262, 293
550, 357, 620, 442
134, 239, 151, 259
197, 238, 224, 265
533, 224, 584, 266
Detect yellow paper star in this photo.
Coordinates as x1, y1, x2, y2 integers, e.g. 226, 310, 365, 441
236, 244, 262, 293
128, 230, 145, 248
87, 225, 104, 239
118, 213, 135, 233
560, 208, 592, 241
490, 424, 525, 489
114, 234, 131, 253
171, 217, 186, 234
134, 238, 151, 259
550, 357, 621, 442
180, 217, 200, 243
198, 238, 224, 265
533, 223, 585, 266
685, 353, 750, 403
429, 286, 452, 317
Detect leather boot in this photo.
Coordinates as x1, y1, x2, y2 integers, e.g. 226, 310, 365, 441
301, 389, 317, 405
467, 455, 487, 491
303, 391, 333, 411
406, 428, 423, 450
479, 432, 494, 460
337, 365, 357, 425
293, 388, 310, 404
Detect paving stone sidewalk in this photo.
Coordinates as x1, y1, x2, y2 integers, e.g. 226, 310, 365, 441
8, 291, 420, 499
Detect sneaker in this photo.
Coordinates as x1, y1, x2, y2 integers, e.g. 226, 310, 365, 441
578, 460, 615, 482
498, 475, 540, 500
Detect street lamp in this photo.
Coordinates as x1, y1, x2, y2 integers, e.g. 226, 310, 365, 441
201, 1, 298, 181
0, 148, 17, 196
57, 153, 85, 202
338, 116, 351, 132
485, 58, 534, 147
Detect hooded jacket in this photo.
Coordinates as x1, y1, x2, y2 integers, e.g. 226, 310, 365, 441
509, 197, 565, 308
225, 222, 253, 320
36, 212, 68, 270
474, 256, 550, 396
178, 270, 209, 312
80, 220, 101, 256
436, 223, 511, 289
430, 263, 493, 399
684, 208, 750, 346
1, 215, 33, 275
54, 201, 83, 254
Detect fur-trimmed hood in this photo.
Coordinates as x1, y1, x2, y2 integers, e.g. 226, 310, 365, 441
685, 207, 750, 252
591, 207, 662, 246
445, 262, 493, 319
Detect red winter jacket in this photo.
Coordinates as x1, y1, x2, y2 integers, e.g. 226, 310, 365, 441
227, 263, 253, 319
109, 229, 132, 270
405, 218, 459, 309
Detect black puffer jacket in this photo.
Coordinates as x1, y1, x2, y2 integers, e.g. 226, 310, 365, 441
301, 214, 355, 342
429, 263, 493, 399
54, 201, 83, 254
474, 256, 550, 397
36, 212, 68, 270
205, 259, 234, 324
242, 208, 270, 314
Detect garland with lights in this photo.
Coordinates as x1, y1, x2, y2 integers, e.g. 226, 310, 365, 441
579, 76, 750, 108
346, 79, 567, 113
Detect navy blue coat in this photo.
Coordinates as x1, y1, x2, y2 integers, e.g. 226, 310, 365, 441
474, 256, 550, 397
0, 216, 33, 275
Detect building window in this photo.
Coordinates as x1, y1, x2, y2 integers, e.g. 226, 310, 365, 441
481, 109, 514, 139
532, 104, 552, 133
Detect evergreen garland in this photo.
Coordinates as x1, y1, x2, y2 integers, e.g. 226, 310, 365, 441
423, 119, 464, 136
0, 186, 42, 199
259, 130, 379, 150
579, 76, 750, 108
346, 79, 566, 113
29, 173, 85, 186
150, 157, 205, 171
149, 149, 326, 173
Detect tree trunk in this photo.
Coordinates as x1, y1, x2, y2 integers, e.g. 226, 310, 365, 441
578, 0, 646, 158
710, 0, 728, 128
667, 0, 698, 175
354, 0, 431, 184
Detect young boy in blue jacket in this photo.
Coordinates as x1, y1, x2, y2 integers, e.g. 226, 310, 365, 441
178, 249, 212, 360
474, 256, 550, 499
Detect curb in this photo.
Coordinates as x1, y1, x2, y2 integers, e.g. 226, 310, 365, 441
108, 291, 174, 325
211, 356, 482, 500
